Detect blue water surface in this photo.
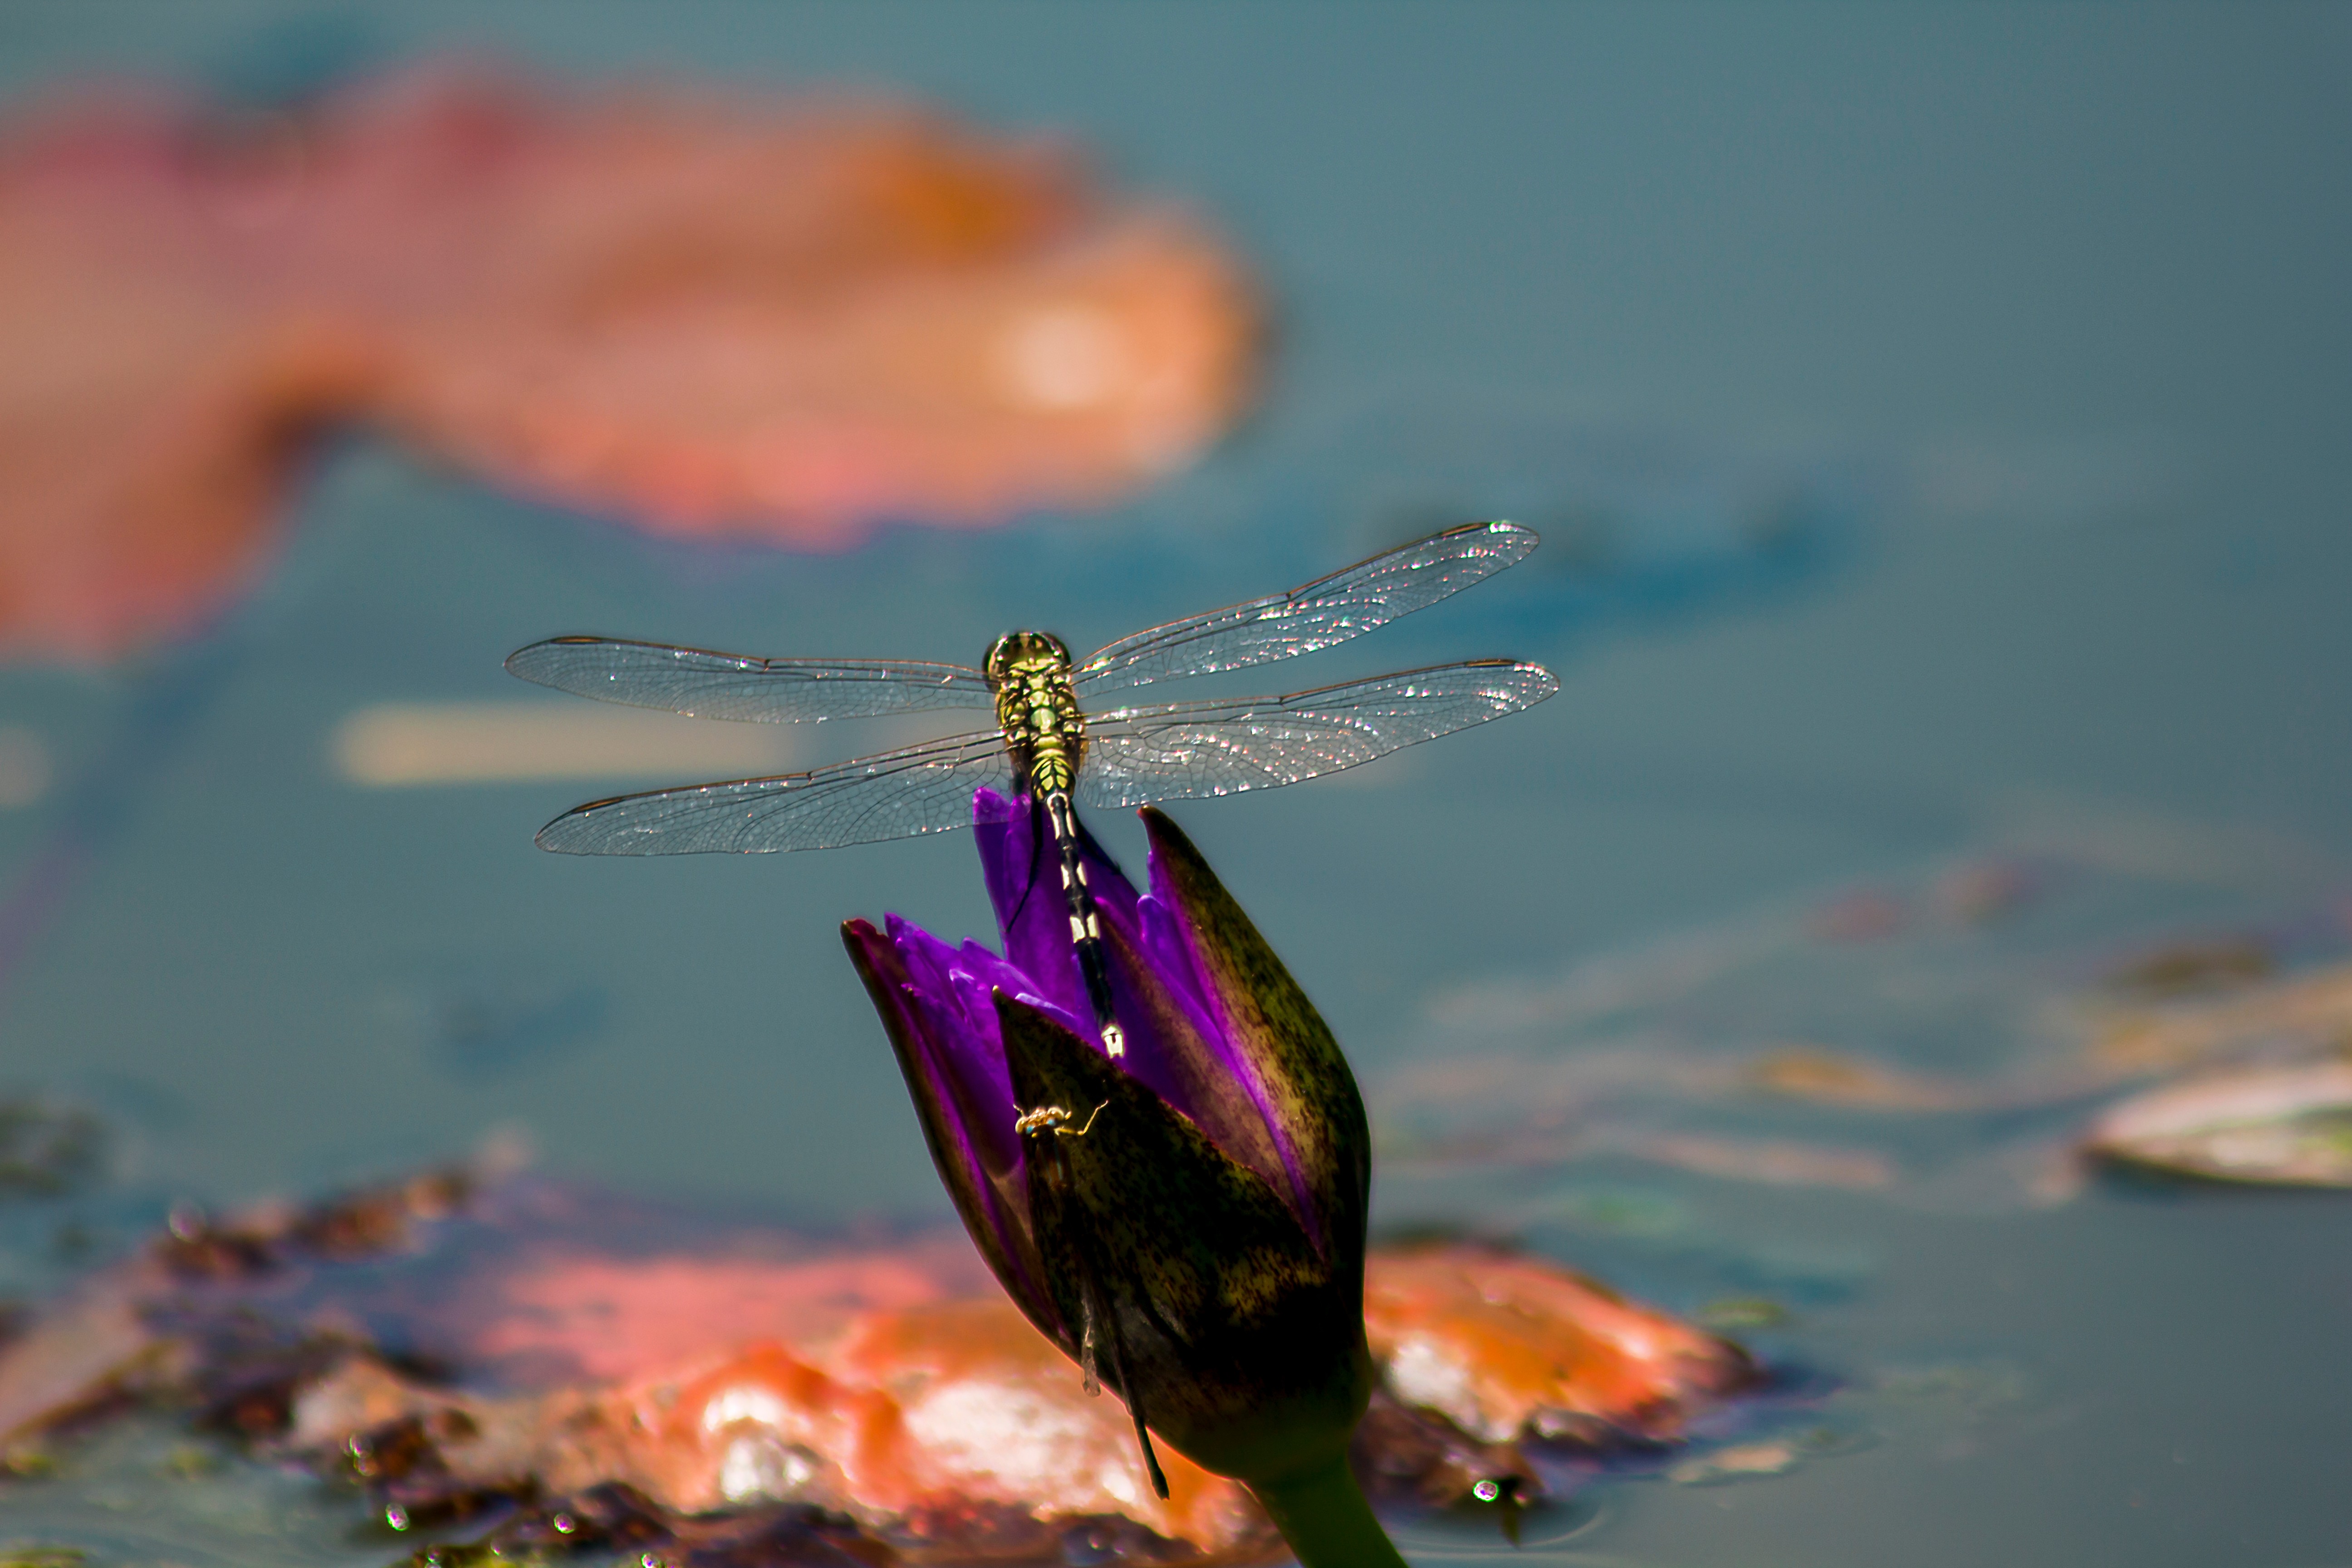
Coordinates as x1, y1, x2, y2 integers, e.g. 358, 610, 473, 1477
2, 5, 2350, 1566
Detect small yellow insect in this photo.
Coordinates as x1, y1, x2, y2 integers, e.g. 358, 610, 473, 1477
1014, 1100, 1108, 1139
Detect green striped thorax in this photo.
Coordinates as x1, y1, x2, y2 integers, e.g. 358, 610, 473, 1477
984, 630, 1087, 796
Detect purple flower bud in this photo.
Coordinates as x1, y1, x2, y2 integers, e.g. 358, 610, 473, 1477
843, 789, 1377, 1506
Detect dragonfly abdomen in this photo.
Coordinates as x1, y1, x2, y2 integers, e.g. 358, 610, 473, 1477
985, 630, 1125, 1058
1046, 790, 1126, 1059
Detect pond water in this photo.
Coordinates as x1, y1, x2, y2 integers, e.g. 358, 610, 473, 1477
4, 4, 2351, 1565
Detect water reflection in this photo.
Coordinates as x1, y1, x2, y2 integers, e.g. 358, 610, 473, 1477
385, 958, 610, 1082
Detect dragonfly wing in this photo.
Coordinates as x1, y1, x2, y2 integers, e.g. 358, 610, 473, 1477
1074, 661, 1558, 808
1073, 521, 1537, 696
535, 729, 1014, 855
506, 637, 994, 723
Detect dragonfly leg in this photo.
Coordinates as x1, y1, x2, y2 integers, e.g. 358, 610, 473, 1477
1044, 791, 1126, 1058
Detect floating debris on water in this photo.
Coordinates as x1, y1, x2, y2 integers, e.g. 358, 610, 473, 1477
1629, 1133, 1899, 1191
2105, 940, 2276, 999
1667, 1440, 1798, 1485
1740, 1048, 1981, 1113
2085, 1061, 2352, 1186
2089, 960, 2352, 1075
0, 1546, 89, 1568
1696, 1297, 1793, 1332
1374, 825, 2352, 1211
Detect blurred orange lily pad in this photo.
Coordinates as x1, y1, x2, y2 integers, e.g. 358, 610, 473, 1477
0, 65, 1258, 659
0, 1168, 1757, 1563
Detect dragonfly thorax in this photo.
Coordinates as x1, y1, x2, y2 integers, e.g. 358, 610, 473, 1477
984, 630, 1086, 795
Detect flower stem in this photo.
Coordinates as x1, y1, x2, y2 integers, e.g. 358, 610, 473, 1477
1247, 1453, 1410, 1568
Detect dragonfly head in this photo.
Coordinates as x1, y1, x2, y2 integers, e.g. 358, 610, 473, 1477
983, 630, 1075, 687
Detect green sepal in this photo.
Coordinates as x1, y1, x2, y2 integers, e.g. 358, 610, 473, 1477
995, 990, 1373, 1486
1141, 807, 1371, 1277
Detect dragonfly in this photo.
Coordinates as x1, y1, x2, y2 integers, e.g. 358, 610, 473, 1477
507, 520, 1556, 1058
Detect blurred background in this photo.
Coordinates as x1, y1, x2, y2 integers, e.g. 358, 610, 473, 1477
2, 4, 2350, 1565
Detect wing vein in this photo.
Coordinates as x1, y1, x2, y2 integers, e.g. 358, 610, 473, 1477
534, 727, 1015, 855
1074, 661, 1557, 808
506, 637, 993, 724
1074, 521, 1536, 694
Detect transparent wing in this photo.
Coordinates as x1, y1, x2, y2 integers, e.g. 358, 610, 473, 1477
1074, 661, 1558, 808
534, 729, 1014, 855
1073, 521, 1538, 696
506, 637, 994, 723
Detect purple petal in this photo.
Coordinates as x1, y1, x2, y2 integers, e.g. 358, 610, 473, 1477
841, 920, 1054, 1326
1071, 858, 1214, 1109
1076, 816, 1142, 936
1088, 888, 1300, 1214
971, 788, 1152, 1039
972, 790, 1087, 1021
888, 918, 975, 1025
880, 916, 1019, 1181
1138, 890, 1209, 1014
955, 938, 1086, 1043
